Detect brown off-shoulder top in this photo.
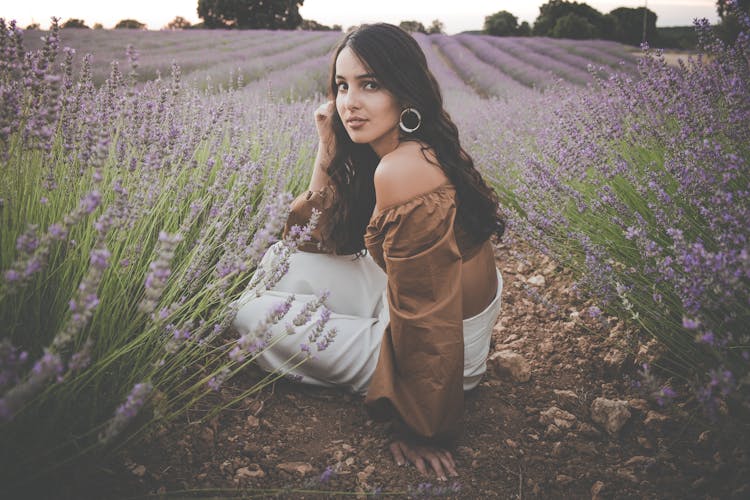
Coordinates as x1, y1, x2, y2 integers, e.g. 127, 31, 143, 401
282, 182, 498, 444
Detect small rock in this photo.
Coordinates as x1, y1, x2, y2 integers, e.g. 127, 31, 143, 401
637, 436, 654, 450
456, 446, 474, 458
545, 423, 562, 438
527, 275, 546, 287
590, 397, 631, 435
556, 474, 574, 485
603, 348, 627, 371
131, 464, 146, 477
691, 476, 708, 489
235, 464, 265, 480
492, 322, 505, 335
539, 406, 577, 429
624, 456, 656, 469
616, 467, 638, 483
627, 398, 650, 412
553, 389, 579, 408
697, 430, 712, 445
219, 460, 234, 476
357, 465, 375, 484
503, 333, 520, 343
590, 480, 605, 499
551, 442, 565, 457
276, 462, 314, 476
576, 422, 602, 438
505, 439, 518, 449
200, 427, 215, 444
569, 441, 598, 456
488, 351, 531, 382
539, 340, 554, 354
644, 410, 669, 428
246, 415, 260, 428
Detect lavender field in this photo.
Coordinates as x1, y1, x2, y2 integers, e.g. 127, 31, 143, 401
1, 13, 748, 493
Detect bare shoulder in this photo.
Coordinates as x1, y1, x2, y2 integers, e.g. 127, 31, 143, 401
374, 142, 449, 211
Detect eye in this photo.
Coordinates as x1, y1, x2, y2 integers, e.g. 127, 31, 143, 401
364, 81, 379, 90
336, 82, 348, 92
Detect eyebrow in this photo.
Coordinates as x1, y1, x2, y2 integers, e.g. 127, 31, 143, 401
335, 73, 377, 80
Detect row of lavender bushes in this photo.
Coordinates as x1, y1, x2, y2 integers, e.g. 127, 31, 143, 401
0, 18, 337, 490
492, 14, 749, 419
1, 9, 748, 491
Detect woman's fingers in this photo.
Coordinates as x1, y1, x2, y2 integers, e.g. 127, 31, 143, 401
389, 441, 407, 466
426, 453, 447, 481
398, 441, 428, 476
440, 451, 458, 477
315, 100, 335, 120
389, 439, 459, 479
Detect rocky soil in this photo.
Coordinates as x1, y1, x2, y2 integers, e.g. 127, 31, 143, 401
48, 237, 750, 499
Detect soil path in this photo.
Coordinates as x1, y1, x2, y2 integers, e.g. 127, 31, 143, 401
67, 238, 749, 499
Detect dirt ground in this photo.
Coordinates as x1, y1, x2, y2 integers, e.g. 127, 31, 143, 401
47, 237, 750, 499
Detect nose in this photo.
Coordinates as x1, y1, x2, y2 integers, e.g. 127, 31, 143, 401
343, 88, 361, 110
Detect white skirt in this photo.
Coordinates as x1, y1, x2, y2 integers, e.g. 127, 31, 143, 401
231, 241, 503, 395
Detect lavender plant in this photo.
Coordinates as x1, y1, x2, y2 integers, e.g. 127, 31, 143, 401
496, 11, 750, 418
0, 18, 335, 490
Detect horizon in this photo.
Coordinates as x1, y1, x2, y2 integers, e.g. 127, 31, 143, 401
3, 0, 721, 34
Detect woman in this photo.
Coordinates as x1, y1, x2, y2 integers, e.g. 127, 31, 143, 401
232, 23, 504, 480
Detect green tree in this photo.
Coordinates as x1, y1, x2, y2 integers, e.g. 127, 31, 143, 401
399, 20, 427, 33
484, 10, 520, 36
62, 18, 89, 29
609, 7, 657, 46
197, 0, 304, 29
551, 12, 598, 39
115, 19, 146, 29
165, 16, 192, 30
93, 22, 103, 29
518, 21, 531, 36
533, 0, 605, 38
427, 19, 444, 34
25, 22, 40, 30
716, 0, 750, 43
717, 0, 750, 18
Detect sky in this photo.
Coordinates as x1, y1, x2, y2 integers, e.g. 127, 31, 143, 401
2, 0, 721, 33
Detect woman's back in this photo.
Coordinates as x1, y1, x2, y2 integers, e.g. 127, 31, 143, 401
373, 141, 498, 319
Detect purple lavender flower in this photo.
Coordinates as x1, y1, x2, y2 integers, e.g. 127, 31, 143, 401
89, 248, 111, 270
319, 465, 335, 483
682, 317, 700, 329
80, 190, 101, 214
4, 269, 21, 282
100, 381, 153, 443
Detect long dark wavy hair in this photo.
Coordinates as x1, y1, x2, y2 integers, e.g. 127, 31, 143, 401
323, 23, 505, 255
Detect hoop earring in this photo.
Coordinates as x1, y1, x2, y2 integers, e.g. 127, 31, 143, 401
399, 107, 421, 133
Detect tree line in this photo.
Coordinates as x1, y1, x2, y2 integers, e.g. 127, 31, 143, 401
485, 0, 749, 47
29, 0, 749, 46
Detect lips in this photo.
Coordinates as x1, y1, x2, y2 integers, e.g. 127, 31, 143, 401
346, 117, 367, 128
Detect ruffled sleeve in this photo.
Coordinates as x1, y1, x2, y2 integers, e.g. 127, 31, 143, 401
282, 184, 336, 254
363, 185, 464, 444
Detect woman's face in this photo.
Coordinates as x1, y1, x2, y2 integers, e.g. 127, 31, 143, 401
335, 47, 401, 157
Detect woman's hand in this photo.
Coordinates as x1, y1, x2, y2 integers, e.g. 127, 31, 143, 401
389, 438, 459, 480
314, 100, 337, 159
